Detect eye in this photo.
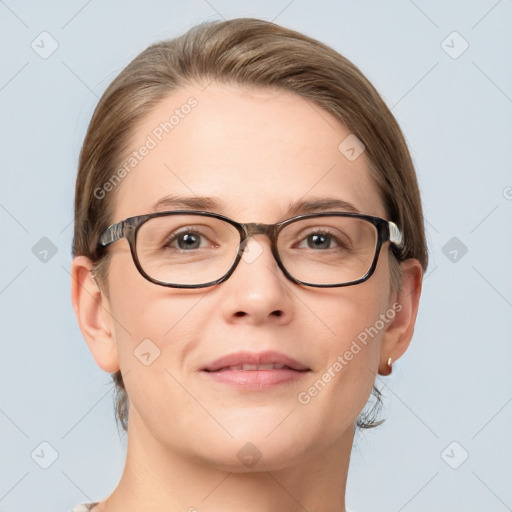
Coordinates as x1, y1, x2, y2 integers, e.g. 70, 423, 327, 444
295, 229, 349, 250
306, 232, 332, 249
164, 229, 213, 250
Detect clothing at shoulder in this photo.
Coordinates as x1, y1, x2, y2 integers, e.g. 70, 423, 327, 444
70, 503, 97, 512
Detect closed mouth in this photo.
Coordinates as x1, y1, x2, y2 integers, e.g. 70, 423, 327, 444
207, 363, 308, 372
201, 351, 310, 373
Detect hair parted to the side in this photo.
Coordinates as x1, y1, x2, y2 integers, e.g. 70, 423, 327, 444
72, 18, 428, 434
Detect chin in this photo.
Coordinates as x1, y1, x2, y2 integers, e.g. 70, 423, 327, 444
186, 422, 317, 473
202, 439, 311, 474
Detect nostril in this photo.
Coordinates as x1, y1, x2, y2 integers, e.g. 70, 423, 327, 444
271, 310, 282, 317
235, 311, 247, 317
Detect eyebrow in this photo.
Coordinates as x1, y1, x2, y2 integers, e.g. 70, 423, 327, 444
286, 197, 360, 216
151, 195, 361, 216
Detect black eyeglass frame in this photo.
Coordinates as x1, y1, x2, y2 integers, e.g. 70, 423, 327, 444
96, 210, 404, 289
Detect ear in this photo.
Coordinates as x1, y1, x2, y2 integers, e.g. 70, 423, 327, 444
71, 255, 120, 373
378, 258, 423, 375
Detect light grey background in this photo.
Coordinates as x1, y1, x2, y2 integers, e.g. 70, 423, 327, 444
1, 1, 511, 511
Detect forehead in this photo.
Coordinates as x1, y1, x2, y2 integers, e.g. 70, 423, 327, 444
112, 82, 386, 222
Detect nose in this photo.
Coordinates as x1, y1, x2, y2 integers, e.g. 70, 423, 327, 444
219, 236, 294, 326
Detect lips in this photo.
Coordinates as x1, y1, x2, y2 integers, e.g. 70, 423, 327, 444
202, 350, 310, 373
201, 350, 310, 390
216, 363, 289, 371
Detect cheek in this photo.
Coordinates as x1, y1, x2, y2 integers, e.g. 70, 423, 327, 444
106, 255, 202, 381
106, 278, 209, 442
306, 270, 391, 352
298, 271, 391, 415
107, 251, 198, 335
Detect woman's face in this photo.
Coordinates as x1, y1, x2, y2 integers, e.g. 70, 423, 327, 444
100, 83, 402, 470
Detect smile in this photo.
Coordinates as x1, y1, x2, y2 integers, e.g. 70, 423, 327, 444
201, 351, 310, 390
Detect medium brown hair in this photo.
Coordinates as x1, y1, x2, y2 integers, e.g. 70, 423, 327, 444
72, 18, 428, 433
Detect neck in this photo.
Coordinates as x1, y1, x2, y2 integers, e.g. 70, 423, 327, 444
100, 409, 353, 512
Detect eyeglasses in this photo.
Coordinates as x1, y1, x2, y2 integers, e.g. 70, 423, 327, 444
96, 210, 403, 288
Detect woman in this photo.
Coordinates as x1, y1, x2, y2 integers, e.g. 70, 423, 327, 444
70, 17, 426, 512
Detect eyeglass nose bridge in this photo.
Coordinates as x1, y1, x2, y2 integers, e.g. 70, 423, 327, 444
235, 222, 280, 260
241, 222, 278, 240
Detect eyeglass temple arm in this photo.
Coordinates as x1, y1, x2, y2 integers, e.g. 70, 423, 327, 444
388, 221, 403, 249
98, 221, 125, 247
